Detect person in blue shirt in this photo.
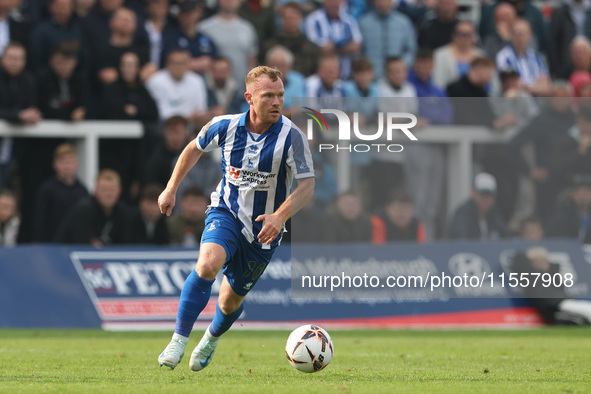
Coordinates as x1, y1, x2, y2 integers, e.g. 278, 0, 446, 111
264, 45, 306, 118
161, 0, 217, 75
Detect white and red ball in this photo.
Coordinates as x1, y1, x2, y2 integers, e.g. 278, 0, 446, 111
285, 324, 334, 373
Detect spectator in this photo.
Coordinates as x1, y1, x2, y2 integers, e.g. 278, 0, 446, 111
483, 2, 516, 60
33, 143, 88, 242
0, 43, 41, 189
496, 18, 550, 96
546, 174, 591, 244
264, 45, 305, 118
372, 191, 427, 244
167, 186, 208, 246
74, 0, 96, 18
199, 0, 258, 86
305, 55, 346, 110
378, 57, 418, 112
322, 191, 374, 244
407, 47, 454, 240
518, 215, 544, 241
143, 0, 172, 68
549, 0, 591, 79
162, 0, 217, 75
512, 246, 591, 324
551, 106, 591, 196
449, 172, 510, 240
97, 7, 152, 87
446, 57, 497, 127
509, 82, 575, 222
145, 49, 208, 126
0, 189, 19, 246
100, 51, 158, 121
305, 0, 362, 79
418, 0, 459, 51
569, 37, 591, 82
238, 0, 275, 46
205, 56, 245, 115
28, 0, 87, 73
433, 20, 486, 90
129, 183, 170, 244
37, 43, 87, 121
55, 169, 130, 245
0, 0, 30, 57
569, 70, 591, 102
359, 0, 415, 80
261, 1, 320, 77
479, 0, 548, 53
344, 57, 379, 124
283, 200, 324, 244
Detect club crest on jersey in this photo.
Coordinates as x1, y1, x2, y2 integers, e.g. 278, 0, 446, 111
207, 220, 220, 232
245, 157, 256, 169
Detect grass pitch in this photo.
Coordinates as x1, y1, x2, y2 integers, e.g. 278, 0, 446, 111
0, 328, 590, 393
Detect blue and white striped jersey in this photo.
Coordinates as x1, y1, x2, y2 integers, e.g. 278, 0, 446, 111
195, 111, 315, 249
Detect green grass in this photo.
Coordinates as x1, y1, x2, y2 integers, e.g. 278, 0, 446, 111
0, 328, 590, 393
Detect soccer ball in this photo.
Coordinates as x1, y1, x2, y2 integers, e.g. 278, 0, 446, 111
285, 324, 334, 373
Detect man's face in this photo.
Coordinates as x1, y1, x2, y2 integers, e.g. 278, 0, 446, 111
167, 52, 189, 80
266, 52, 290, 77
336, 194, 362, 221
164, 122, 188, 152
437, 0, 457, 19
324, 0, 342, 18
494, 3, 515, 24
100, 0, 123, 12
386, 201, 414, 228
94, 178, 121, 209
50, 53, 77, 80
521, 222, 544, 241
53, 154, 78, 179
386, 60, 407, 87
120, 52, 139, 82
471, 65, 494, 87
472, 190, 495, 213
218, 0, 240, 14
177, 7, 201, 30
212, 59, 231, 85
49, 0, 73, 24
512, 21, 531, 51
246, 75, 285, 125
318, 58, 340, 86
353, 69, 374, 89
140, 198, 162, 222
181, 195, 208, 222
110, 8, 136, 36
374, 0, 392, 15
1, 46, 26, 77
0, 195, 16, 223
147, 0, 168, 19
413, 57, 433, 82
281, 6, 301, 34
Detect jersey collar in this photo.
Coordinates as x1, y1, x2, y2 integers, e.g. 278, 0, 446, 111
238, 110, 283, 135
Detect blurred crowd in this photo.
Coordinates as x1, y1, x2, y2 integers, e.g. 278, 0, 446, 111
0, 0, 590, 247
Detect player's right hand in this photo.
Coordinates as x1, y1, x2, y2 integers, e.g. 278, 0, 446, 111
158, 189, 176, 216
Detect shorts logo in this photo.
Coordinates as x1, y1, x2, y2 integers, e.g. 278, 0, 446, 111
229, 167, 241, 179
207, 220, 220, 232
243, 282, 253, 290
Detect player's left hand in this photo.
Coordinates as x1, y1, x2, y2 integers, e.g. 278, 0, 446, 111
255, 214, 283, 245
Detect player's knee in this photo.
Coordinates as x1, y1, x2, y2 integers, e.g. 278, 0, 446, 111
218, 298, 242, 315
196, 248, 225, 280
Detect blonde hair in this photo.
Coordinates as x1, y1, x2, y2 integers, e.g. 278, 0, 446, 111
53, 143, 77, 160
245, 66, 283, 87
97, 169, 121, 185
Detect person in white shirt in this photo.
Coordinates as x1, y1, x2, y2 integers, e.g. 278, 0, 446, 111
145, 49, 209, 127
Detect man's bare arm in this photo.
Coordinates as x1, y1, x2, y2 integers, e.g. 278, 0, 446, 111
158, 139, 204, 216
255, 177, 315, 244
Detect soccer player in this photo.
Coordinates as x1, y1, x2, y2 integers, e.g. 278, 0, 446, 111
157, 66, 315, 371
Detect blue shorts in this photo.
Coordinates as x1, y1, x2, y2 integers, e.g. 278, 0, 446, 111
201, 207, 275, 296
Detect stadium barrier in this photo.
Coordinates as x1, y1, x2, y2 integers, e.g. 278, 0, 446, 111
2, 240, 590, 330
